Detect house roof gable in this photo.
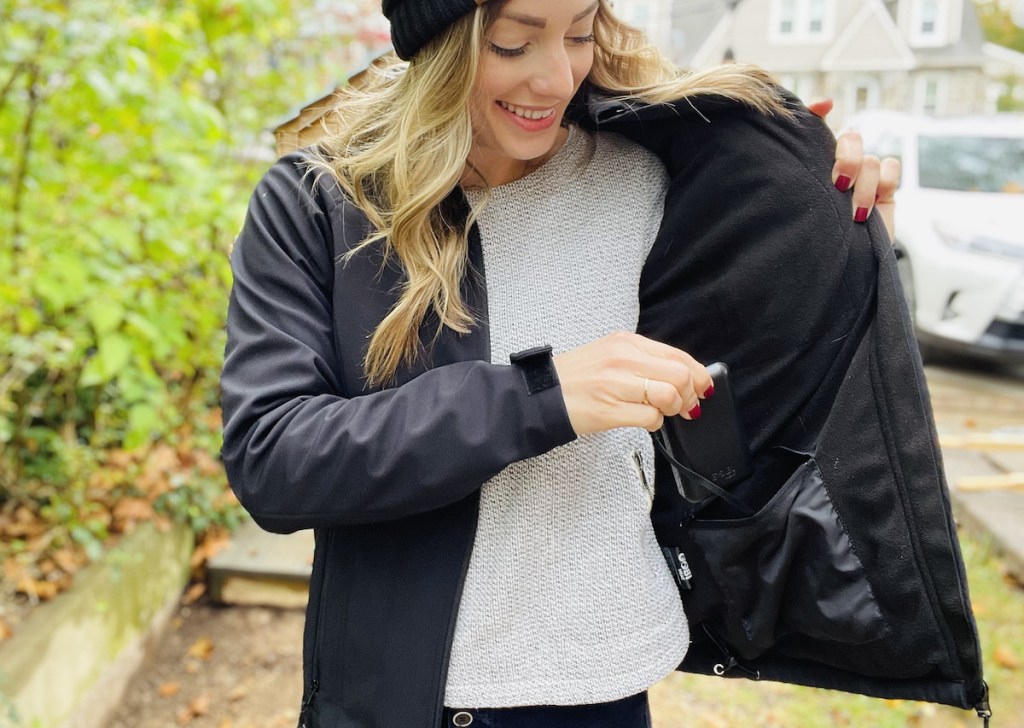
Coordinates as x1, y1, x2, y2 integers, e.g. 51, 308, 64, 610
821, 0, 916, 71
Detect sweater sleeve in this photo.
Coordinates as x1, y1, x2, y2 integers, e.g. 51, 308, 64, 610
220, 155, 577, 533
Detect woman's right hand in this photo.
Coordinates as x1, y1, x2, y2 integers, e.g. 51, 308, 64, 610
553, 331, 712, 436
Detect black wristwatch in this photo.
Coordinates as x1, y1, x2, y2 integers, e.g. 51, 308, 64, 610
509, 345, 559, 395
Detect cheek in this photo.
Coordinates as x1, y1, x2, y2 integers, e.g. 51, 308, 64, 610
571, 50, 595, 90
473, 56, 511, 105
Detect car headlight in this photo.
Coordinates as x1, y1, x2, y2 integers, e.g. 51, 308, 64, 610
934, 222, 1024, 261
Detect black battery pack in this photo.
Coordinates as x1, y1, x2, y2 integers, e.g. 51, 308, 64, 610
658, 361, 753, 505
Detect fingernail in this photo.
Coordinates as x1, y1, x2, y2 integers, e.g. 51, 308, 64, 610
688, 404, 702, 420
855, 207, 869, 223
835, 175, 852, 192
703, 383, 715, 398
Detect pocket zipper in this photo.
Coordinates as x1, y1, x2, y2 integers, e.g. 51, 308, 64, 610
631, 450, 655, 504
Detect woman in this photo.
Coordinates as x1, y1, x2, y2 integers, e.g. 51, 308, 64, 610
220, 2, 985, 727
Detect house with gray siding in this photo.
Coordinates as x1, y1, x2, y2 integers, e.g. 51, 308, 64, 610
668, 0, 1024, 127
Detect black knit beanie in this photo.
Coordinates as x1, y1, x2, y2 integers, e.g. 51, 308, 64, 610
383, 0, 482, 61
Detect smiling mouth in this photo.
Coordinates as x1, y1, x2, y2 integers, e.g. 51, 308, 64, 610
497, 100, 556, 120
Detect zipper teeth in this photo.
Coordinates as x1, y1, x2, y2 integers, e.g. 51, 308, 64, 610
632, 450, 654, 502
867, 345, 980, 687
433, 497, 482, 728
309, 530, 334, 699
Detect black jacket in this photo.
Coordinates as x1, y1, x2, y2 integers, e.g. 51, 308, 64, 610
220, 94, 988, 727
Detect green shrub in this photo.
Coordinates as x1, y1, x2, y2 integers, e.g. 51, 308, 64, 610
0, 0, 371, 574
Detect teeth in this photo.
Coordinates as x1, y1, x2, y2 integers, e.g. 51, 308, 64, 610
498, 101, 554, 120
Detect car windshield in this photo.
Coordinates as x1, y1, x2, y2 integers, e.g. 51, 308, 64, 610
918, 134, 1024, 193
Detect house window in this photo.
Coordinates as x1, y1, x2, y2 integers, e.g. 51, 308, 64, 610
779, 0, 797, 34
916, 75, 947, 115
910, 0, 947, 46
920, 0, 938, 34
847, 76, 881, 114
808, 0, 826, 33
778, 74, 816, 102
771, 0, 832, 42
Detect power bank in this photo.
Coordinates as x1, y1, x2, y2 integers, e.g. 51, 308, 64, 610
658, 361, 753, 504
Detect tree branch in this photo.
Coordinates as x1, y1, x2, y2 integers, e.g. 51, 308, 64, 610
0, 62, 25, 119
10, 62, 42, 246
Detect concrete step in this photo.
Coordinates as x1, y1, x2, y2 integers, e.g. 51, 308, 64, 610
207, 517, 314, 609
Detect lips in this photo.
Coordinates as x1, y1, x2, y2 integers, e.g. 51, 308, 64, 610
497, 100, 555, 120
496, 100, 559, 132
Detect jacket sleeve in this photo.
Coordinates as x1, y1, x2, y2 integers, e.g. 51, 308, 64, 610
220, 155, 577, 533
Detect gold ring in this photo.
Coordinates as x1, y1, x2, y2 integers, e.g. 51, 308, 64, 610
642, 377, 651, 406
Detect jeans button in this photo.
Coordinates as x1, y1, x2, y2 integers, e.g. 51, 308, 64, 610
452, 711, 474, 727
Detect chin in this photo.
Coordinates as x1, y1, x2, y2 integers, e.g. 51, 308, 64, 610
496, 128, 563, 162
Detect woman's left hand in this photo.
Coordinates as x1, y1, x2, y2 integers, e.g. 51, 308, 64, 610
807, 99, 901, 241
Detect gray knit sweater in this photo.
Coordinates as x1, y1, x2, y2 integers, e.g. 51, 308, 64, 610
445, 127, 688, 709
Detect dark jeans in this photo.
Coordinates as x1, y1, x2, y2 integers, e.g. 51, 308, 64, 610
441, 692, 651, 728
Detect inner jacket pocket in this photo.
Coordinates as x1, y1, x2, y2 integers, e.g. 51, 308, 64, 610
684, 454, 890, 659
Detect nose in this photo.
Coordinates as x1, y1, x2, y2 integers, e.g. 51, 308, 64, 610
528, 46, 575, 101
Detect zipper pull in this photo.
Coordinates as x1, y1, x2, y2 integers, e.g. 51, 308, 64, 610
300, 678, 319, 725
661, 546, 693, 590
975, 681, 992, 727
702, 624, 760, 680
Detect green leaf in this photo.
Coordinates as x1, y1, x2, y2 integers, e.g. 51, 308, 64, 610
124, 402, 161, 449
85, 299, 124, 335
79, 333, 132, 387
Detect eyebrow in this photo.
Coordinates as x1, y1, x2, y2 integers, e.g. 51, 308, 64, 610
501, 1, 600, 29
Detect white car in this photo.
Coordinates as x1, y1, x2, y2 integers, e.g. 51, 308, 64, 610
843, 111, 1024, 363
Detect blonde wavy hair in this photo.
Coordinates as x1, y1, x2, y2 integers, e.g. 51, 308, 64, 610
309, 0, 788, 386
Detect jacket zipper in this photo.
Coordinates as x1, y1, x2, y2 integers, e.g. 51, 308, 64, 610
433, 220, 488, 728
869, 349, 988, 709
974, 681, 991, 726
432, 496, 482, 728
301, 528, 333, 726
631, 450, 655, 504
702, 624, 760, 680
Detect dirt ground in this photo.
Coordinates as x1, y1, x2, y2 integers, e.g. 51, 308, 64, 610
108, 592, 987, 728
109, 600, 305, 728
107, 598, 716, 728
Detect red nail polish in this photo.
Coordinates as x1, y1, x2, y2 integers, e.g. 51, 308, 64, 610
835, 175, 852, 192
688, 404, 702, 420
704, 383, 715, 398
855, 207, 869, 223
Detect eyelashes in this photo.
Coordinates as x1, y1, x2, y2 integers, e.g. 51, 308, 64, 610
488, 43, 526, 58
488, 34, 596, 58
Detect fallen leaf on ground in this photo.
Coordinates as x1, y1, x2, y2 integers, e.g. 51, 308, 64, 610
0, 618, 12, 641
182, 582, 206, 605
175, 694, 212, 725
51, 548, 84, 574
189, 695, 211, 716
191, 531, 231, 568
994, 645, 1020, 670
16, 577, 59, 600
228, 684, 248, 702
187, 636, 215, 660
113, 498, 155, 526
158, 682, 181, 698
195, 450, 222, 477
